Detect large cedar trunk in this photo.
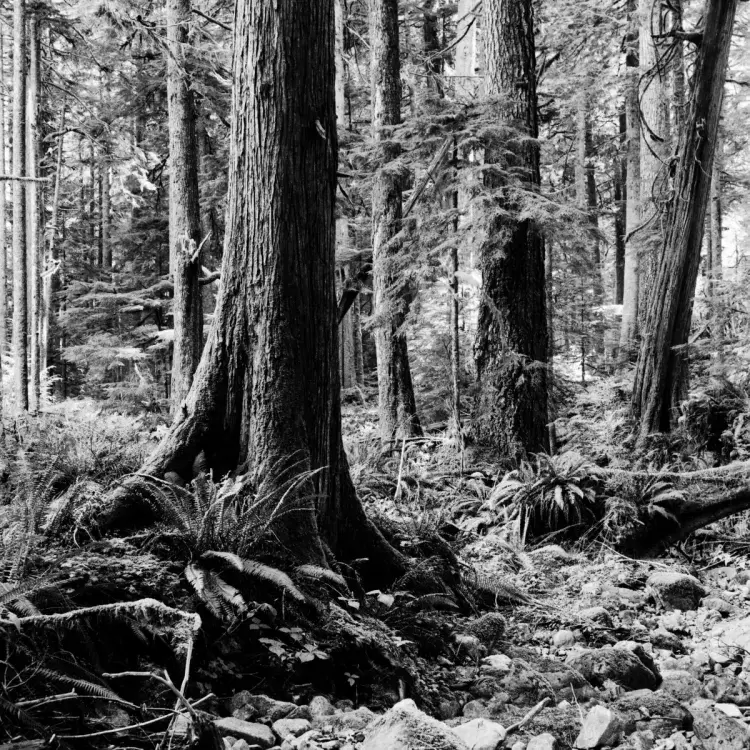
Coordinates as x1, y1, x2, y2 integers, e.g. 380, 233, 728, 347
632, 0, 737, 441
12, 0, 28, 412
104, 0, 405, 585
0, 32, 6, 363
167, 0, 203, 410
370, 0, 422, 445
473, 0, 548, 458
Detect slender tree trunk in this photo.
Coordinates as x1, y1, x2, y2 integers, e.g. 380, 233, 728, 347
632, 0, 737, 441
473, 0, 548, 458
614, 111, 626, 306
450, 152, 461, 447
546, 241, 557, 453
27, 16, 40, 413
710, 134, 724, 363
103, 0, 406, 586
12, 0, 28, 413
43, 111, 64, 380
618, 1, 640, 364
671, 0, 686, 138
370, 0, 422, 445
166, 0, 204, 412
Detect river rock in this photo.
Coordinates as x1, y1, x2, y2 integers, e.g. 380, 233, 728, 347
659, 669, 703, 703
567, 648, 660, 690
452, 718, 506, 750
691, 704, 750, 750
359, 699, 468, 750
230, 693, 298, 721
574, 705, 624, 749
527, 733, 557, 750
613, 689, 692, 738
308, 696, 335, 720
272, 718, 312, 740
465, 613, 507, 649
214, 718, 276, 749
647, 572, 707, 611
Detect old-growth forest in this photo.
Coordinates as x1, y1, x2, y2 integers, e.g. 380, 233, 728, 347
3, 0, 750, 748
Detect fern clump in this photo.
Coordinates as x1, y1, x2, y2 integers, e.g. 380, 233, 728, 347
135, 462, 347, 619
488, 452, 600, 539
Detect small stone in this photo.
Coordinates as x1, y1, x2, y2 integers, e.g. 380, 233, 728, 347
454, 633, 485, 659
272, 718, 312, 741
511, 743, 526, 750
702, 596, 736, 616
527, 733, 557, 750
551, 630, 576, 649
232, 742, 251, 750
574, 706, 624, 749
481, 653, 512, 674
465, 613, 507, 649
453, 718, 507, 750
659, 669, 703, 703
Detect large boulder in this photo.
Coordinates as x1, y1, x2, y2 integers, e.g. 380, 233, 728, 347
359, 699, 468, 750
230, 692, 298, 721
659, 670, 703, 703
647, 572, 707, 611
566, 648, 660, 690
612, 689, 692, 738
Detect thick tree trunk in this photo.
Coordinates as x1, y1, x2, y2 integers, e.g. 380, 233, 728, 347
618, 2, 640, 364
635, 0, 670, 341
12, 0, 28, 413
370, 0, 422, 445
670, 0, 686, 138
632, 0, 737, 442
473, 0, 548, 458
103, 0, 406, 586
27, 16, 40, 413
101, 153, 111, 269
167, 0, 204, 412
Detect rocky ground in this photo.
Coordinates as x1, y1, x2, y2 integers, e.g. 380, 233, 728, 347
201, 544, 750, 750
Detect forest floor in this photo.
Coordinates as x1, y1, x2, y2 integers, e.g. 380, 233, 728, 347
3, 375, 750, 749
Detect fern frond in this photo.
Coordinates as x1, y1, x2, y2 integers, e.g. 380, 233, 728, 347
0, 695, 47, 735
296, 564, 348, 590
201, 551, 306, 602
35, 668, 123, 701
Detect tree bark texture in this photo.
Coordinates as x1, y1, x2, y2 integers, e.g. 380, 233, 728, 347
167, 0, 204, 412
0, 32, 6, 364
614, 112, 626, 306
104, 0, 405, 585
632, 0, 737, 441
370, 0, 422, 445
618, 1, 640, 364
12, 0, 28, 412
473, 0, 548, 458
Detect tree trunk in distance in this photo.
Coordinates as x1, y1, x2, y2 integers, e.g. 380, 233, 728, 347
473, 0, 548, 458
101, 0, 406, 586
546, 241, 557, 454
632, 0, 737, 442
671, 0, 686, 138
710, 134, 724, 366
370, 0, 422, 446
12, 0, 28, 413
449, 140, 461, 447
27, 16, 40, 413
618, 0, 640, 365
167, 0, 203, 413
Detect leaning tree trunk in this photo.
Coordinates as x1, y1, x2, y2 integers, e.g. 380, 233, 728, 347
473, 0, 548, 458
12, 0, 28, 413
370, 0, 422, 446
632, 0, 737, 442
167, 0, 204, 412
102, 0, 405, 586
